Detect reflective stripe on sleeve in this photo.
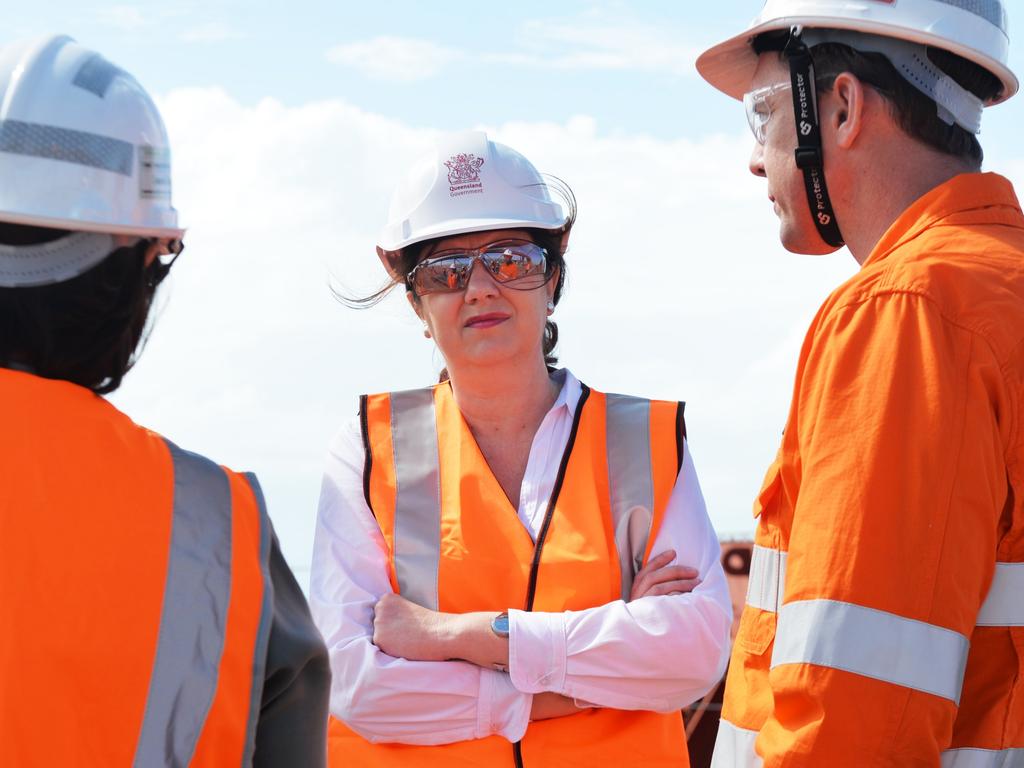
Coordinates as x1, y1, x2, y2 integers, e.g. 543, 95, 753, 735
390, 388, 442, 611
710, 719, 763, 768
133, 441, 233, 767
771, 599, 969, 704
746, 545, 787, 613
976, 562, 1024, 627
941, 748, 1024, 767
605, 394, 655, 601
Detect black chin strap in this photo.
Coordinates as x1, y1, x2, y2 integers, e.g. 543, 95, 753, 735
785, 34, 844, 248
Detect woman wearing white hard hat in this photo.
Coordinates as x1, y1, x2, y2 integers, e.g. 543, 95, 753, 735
0, 35, 329, 766
310, 131, 732, 766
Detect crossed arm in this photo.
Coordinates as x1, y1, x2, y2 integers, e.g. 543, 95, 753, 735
310, 420, 732, 745
371, 549, 704, 721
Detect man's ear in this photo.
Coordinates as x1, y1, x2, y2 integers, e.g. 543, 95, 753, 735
830, 71, 867, 150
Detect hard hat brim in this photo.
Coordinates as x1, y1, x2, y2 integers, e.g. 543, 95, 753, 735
0, 210, 185, 240
696, 15, 1019, 105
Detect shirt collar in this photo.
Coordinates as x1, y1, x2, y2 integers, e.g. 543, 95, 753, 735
549, 367, 582, 415
863, 172, 1023, 269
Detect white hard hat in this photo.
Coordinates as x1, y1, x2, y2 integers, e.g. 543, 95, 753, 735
376, 130, 567, 278
0, 35, 182, 241
697, 0, 1018, 105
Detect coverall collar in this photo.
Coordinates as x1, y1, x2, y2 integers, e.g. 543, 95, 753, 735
864, 172, 1023, 270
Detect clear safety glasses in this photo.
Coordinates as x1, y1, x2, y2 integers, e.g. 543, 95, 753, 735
407, 240, 550, 296
743, 81, 792, 145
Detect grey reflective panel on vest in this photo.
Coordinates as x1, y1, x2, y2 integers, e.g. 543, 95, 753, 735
390, 388, 442, 611
133, 440, 233, 768
0, 119, 134, 175
241, 472, 275, 768
605, 394, 655, 601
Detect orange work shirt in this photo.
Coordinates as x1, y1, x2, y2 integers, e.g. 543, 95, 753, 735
713, 173, 1024, 767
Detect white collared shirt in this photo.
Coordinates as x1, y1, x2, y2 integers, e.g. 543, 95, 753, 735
310, 369, 732, 745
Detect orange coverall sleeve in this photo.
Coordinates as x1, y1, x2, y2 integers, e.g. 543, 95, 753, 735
758, 290, 1008, 766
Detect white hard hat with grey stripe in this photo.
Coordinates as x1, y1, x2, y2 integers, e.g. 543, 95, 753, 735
376, 130, 567, 279
0, 35, 183, 287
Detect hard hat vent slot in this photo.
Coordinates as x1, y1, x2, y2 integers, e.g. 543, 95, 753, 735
0, 119, 134, 176
72, 54, 123, 98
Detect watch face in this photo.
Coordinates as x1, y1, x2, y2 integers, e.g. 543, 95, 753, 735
491, 613, 510, 637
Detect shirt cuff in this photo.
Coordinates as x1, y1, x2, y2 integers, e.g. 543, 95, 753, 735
476, 669, 531, 743
508, 609, 567, 695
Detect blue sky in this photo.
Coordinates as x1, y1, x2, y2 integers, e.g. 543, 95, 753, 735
9, 3, 1024, 580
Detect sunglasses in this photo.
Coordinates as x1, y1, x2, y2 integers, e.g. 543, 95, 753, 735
407, 240, 550, 296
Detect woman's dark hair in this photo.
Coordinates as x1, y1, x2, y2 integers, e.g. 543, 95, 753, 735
338, 177, 576, 378
753, 31, 1003, 167
0, 223, 172, 394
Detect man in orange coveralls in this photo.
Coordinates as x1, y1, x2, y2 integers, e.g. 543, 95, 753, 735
696, 1, 1023, 766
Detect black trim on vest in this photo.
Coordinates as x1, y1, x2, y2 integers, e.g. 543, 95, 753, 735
675, 401, 687, 475
514, 383, 592, 767
359, 394, 374, 519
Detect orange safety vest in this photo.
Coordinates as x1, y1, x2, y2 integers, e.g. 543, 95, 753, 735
328, 378, 689, 766
0, 369, 274, 767
713, 173, 1024, 767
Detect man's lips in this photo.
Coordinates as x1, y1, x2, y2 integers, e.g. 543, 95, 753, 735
465, 312, 510, 329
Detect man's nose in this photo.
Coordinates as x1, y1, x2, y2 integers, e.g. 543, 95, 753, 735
749, 141, 766, 178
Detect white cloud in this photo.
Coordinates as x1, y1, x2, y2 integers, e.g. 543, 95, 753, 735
325, 37, 460, 82
180, 22, 242, 44
114, 87, 859, 579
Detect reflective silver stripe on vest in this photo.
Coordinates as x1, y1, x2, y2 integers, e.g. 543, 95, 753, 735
240, 473, 275, 767
977, 562, 1024, 627
710, 719, 762, 768
605, 394, 655, 600
771, 599, 969, 704
746, 545, 787, 613
942, 747, 1024, 767
390, 388, 442, 611
0, 119, 134, 175
133, 440, 233, 768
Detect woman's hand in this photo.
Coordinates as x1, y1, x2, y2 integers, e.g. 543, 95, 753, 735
372, 592, 452, 662
373, 593, 510, 669
629, 550, 701, 601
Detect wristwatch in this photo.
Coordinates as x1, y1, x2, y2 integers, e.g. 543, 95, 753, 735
490, 611, 510, 638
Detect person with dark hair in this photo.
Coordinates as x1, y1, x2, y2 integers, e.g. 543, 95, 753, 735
696, 1, 1024, 765
310, 131, 732, 766
0, 35, 329, 767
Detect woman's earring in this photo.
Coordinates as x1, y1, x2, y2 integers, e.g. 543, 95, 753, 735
423, 325, 432, 339
546, 300, 555, 316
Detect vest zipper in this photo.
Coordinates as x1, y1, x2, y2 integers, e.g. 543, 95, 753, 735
511, 385, 591, 766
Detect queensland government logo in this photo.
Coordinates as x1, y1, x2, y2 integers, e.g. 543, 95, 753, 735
445, 153, 485, 197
